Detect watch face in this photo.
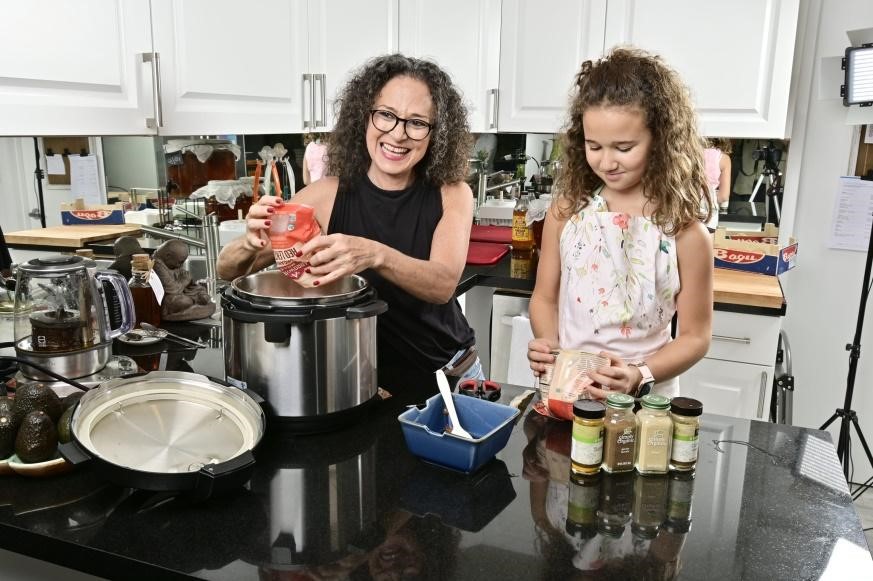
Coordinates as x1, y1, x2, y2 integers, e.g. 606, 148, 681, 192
638, 382, 655, 397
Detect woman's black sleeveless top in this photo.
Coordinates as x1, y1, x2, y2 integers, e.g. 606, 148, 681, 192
328, 175, 474, 387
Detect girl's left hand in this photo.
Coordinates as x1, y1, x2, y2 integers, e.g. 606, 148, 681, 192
586, 350, 641, 400
300, 234, 380, 286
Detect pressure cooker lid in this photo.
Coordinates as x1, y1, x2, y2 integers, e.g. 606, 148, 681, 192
230, 270, 370, 308
20, 254, 96, 273
72, 371, 265, 474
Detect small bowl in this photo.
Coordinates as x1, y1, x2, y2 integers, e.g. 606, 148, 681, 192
398, 393, 520, 474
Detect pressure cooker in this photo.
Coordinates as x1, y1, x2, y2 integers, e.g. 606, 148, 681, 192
221, 271, 388, 432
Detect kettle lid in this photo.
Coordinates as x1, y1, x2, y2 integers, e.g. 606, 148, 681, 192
21, 254, 96, 273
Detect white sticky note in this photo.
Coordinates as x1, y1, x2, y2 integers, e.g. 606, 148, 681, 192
68, 155, 101, 205
46, 154, 65, 175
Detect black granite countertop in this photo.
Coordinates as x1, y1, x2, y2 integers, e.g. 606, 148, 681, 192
0, 317, 869, 580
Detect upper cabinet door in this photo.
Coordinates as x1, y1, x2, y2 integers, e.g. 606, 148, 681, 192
151, 0, 309, 136
399, 0, 501, 133
604, 0, 800, 139
0, 0, 155, 136
498, 0, 607, 133
308, 0, 399, 131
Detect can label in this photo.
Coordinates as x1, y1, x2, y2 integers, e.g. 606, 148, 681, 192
571, 423, 603, 465
671, 423, 699, 462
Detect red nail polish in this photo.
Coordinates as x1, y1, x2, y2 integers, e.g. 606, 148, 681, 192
296, 250, 303, 257
313, 280, 320, 286
305, 267, 311, 273
264, 220, 271, 227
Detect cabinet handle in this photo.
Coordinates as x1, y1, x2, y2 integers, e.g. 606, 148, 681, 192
757, 370, 768, 418
712, 334, 751, 345
315, 74, 327, 128
488, 88, 499, 130
141, 52, 163, 129
302, 74, 313, 129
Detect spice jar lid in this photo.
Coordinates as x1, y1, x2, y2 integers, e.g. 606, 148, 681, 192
573, 399, 606, 419
670, 397, 703, 416
606, 393, 635, 408
640, 394, 671, 410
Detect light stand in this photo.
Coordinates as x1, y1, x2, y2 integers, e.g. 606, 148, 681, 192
747, 160, 783, 226
820, 210, 873, 499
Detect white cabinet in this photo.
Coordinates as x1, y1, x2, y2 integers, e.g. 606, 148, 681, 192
680, 310, 782, 420
497, 0, 607, 133
0, 0, 155, 136
399, 0, 501, 132
150, 0, 309, 135
604, 0, 800, 138
309, 0, 399, 131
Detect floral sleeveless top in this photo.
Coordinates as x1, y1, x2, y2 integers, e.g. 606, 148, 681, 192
558, 192, 681, 396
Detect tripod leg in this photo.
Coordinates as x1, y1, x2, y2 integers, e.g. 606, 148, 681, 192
838, 414, 852, 478
820, 413, 840, 431
851, 413, 873, 475
748, 174, 765, 217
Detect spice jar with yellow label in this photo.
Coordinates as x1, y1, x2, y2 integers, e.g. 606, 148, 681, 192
571, 400, 606, 476
669, 397, 703, 472
602, 393, 638, 473
635, 394, 673, 475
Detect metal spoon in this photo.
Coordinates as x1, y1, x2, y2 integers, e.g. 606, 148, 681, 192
435, 369, 473, 440
140, 322, 207, 348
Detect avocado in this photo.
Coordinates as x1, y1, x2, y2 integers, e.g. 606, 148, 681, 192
0, 410, 15, 458
0, 395, 12, 416
12, 383, 62, 425
57, 405, 75, 445
60, 391, 85, 413
14, 410, 58, 463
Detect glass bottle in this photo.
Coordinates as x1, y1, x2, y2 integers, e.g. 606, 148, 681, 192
571, 400, 606, 476
632, 473, 669, 538
635, 394, 673, 475
669, 397, 703, 472
602, 393, 638, 473
129, 253, 161, 329
512, 193, 534, 251
567, 472, 600, 540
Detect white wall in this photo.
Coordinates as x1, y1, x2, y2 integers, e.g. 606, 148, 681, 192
782, 0, 873, 482
101, 136, 160, 191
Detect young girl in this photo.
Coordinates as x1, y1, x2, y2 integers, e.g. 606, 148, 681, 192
527, 47, 713, 401
302, 132, 329, 185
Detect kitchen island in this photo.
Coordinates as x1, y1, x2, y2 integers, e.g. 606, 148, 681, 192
0, 319, 868, 580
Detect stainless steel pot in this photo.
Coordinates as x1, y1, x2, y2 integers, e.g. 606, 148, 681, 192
221, 271, 388, 431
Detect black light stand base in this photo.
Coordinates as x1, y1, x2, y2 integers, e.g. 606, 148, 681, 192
820, 407, 873, 500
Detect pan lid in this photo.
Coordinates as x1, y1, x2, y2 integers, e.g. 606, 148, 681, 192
229, 270, 370, 308
72, 371, 265, 474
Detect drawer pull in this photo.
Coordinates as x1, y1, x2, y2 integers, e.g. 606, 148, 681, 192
757, 370, 769, 418
712, 334, 751, 345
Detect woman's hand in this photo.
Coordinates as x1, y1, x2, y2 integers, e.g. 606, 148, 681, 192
528, 338, 559, 377
586, 350, 642, 400
243, 195, 284, 252
300, 233, 382, 286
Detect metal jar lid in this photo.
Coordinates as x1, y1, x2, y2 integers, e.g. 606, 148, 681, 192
20, 254, 96, 274
229, 270, 370, 308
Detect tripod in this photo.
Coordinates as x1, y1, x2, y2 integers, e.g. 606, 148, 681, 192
747, 161, 783, 226
820, 212, 873, 500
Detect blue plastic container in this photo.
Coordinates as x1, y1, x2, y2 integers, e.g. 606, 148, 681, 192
398, 393, 521, 474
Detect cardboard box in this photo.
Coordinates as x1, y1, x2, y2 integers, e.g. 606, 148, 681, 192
713, 223, 798, 276
60, 199, 128, 225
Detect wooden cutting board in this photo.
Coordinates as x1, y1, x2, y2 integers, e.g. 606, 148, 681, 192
5, 224, 143, 248
713, 268, 784, 309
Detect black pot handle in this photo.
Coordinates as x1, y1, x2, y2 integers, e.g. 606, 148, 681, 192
59, 440, 92, 466
346, 300, 388, 320
192, 451, 256, 500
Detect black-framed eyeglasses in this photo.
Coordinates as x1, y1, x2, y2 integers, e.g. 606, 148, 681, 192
369, 109, 433, 141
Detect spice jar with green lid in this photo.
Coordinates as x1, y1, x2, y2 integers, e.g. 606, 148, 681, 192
669, 397, 703, 472
634, 394, 673, 475
571, 400, 606, 476
602, 393, 638, 473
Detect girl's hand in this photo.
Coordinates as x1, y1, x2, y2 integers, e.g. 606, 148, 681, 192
528, 338, 559, 377
244, 195, 284, 252
300, 234, 380, 286
586, 350, 642, 399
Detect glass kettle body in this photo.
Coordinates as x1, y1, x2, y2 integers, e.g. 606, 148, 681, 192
13, 255, 134, 380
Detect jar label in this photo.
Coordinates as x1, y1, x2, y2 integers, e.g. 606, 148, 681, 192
571, 424, 603, 465
671, 424, 700, 463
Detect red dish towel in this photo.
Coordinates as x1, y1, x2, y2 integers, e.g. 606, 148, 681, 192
466, 242, 510, 265
470, 225, 512, 244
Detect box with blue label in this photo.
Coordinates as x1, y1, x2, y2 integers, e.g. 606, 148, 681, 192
60, 199, 127, 225
714, 224, 798, 276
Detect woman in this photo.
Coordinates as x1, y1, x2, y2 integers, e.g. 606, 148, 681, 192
217, 54, 482, 402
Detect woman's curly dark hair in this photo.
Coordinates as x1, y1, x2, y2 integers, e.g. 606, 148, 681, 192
327, 53, 472, 186
556, 46, 710, 235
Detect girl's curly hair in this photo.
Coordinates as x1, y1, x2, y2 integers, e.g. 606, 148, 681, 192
556, 46, 710, 235
327, 53, 472, 186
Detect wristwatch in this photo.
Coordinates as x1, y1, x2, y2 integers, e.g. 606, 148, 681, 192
629, 362, 655, 397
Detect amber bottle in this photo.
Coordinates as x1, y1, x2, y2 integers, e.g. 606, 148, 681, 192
129, 254, 161, 329
512, 194, 534, 250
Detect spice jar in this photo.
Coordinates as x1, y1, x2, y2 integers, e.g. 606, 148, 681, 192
669, 397, 703, 472
571, 400, 606, 476
567, 472, 600, 539
597, 472, 633, 537
666, 471, 695, 525
632, 473, 669, 540
602, 393, 638, 473
635, 394, 673, 474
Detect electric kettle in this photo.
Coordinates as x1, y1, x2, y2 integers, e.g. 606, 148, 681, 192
13, 255, 135, 380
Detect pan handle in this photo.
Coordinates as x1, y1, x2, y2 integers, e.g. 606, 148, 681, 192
191, 451, 256, 501
58, 440, 93, 466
